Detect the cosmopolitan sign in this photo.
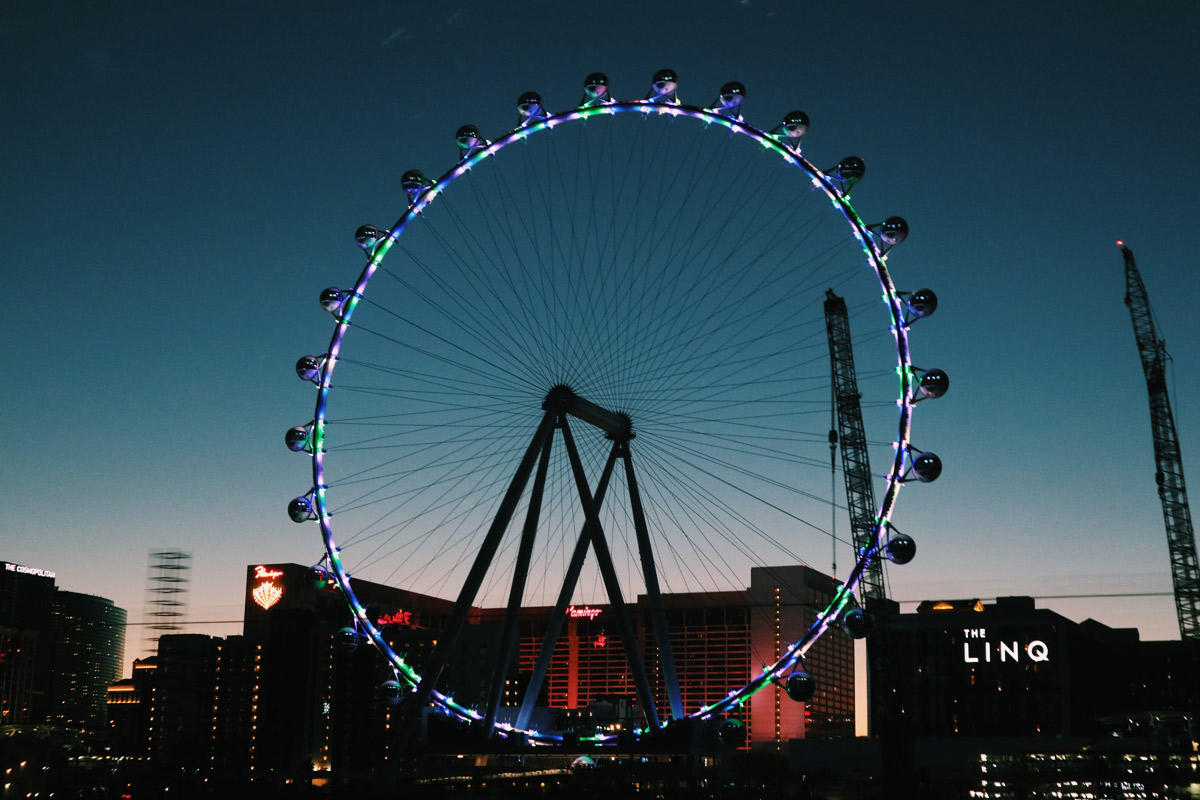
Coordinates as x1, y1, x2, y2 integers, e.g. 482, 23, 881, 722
4, 562, 55, 579
961, 628, 1049, 663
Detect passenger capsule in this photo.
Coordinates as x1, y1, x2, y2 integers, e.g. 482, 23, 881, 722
879, 216, 909, 247
645, 69, 679, 103
906, 289, 938, 319
710, 81, 745, 117
917, 369, 949, 399
381, 679, 403, 704
885, 533, 917, 564
772, 111, 809, 150
717, 718, 747, 748
517, 92, 547, 126
580, 72, 611, 107
834, 156, 865, 182
335, 626, 358, 651
355, 224, 383, 251
401, 170, 432, 202
319, 287, 345, 315
455, 124, 488, 158
296, 355, 322, 383
843, 608, 871, 639
307, 565, 329, 588
785, 671, 816, 702
911, 451, 943, 482
285, 426, 310, 452
288, 496, 315, 523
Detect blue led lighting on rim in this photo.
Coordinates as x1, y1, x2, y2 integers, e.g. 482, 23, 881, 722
305, 94, 917, 742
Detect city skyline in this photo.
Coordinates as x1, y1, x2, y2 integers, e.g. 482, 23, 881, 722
5, 0, 1200, 678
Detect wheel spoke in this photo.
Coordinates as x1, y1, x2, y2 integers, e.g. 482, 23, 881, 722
294, 95, 925, 743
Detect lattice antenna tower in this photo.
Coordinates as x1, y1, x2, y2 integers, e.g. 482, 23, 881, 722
143, 549, 192, 654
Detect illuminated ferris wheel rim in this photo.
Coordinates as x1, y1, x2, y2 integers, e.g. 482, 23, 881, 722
290, 74, 942, 743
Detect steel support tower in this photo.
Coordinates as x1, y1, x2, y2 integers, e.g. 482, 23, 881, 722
824, 290, 883, 601
1120, 243, 1200, 640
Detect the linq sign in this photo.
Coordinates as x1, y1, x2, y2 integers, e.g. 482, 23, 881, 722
960, 628, 1049, 664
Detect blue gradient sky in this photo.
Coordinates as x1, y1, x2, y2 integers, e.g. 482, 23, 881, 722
5, 0, 1200, 669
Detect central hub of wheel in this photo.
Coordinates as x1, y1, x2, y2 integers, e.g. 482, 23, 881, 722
542, 384, 633, 441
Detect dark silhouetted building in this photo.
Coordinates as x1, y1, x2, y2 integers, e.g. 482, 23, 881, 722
107, 656, 157, 758
869, 596, 1200, 740
211, 635, 259, 773
1, 560, 125, 733
49, 590, 126, 730
239, 561, 851, 768
155, 634, 220, 766
242, 562, 460, 774
858, 595, 1200, 796
108, 560, 853, 784
1, 560, 57, 725
108, 637, 261, 778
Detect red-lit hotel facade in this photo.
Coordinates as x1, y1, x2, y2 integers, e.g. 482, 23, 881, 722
236, 562, 852, 769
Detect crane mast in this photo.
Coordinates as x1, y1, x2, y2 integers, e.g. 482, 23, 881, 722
824, 290, 883, 600
1121, 243, 1200, 640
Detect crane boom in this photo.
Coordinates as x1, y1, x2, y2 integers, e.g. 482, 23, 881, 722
824, 290, 883, 600
1121, 243, 1200, 640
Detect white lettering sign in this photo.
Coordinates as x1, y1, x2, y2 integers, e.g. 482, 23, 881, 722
963, 638, 1050, 663
4, 562, 56, 579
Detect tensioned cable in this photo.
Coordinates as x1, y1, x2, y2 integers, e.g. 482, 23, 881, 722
309, 102, 909, 726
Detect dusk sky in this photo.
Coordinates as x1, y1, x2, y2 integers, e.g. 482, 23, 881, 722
6, 0, 1200, 696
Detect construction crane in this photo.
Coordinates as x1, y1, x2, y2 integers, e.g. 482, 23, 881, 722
824, 289, 884, 601
1120, 241, 1200, 640
825, 289, 893, 749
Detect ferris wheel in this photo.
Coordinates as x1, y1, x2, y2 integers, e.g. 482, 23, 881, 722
287, 70, 945, 745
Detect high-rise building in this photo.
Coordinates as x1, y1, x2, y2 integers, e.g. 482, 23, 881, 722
110, 561, 853, 781
107, 637, 262, 778
491, 564, 852, 749
211, 635, 259, 774
242, 562, 460, 772
1, 560, 125, 733
49, 590, 126, 730
1, 560, 57, 725
487, 588, 753, 736
867, 595, 1200, 739
107, 656, 157, 758
748, 565, 854, 748
238, 561, 851, 764
154, 634, 221, 767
